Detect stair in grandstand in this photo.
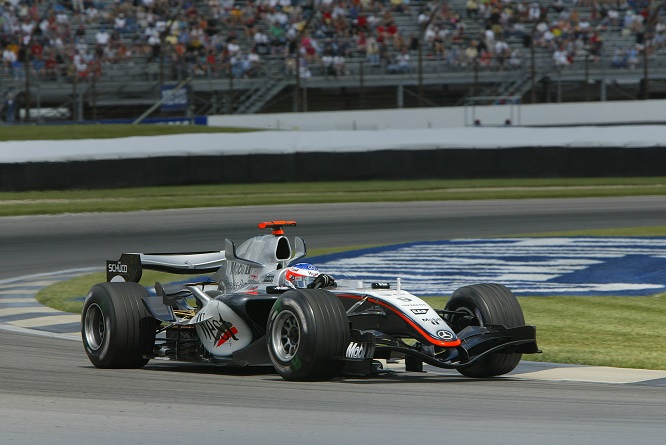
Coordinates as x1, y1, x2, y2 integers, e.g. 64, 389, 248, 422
496, 72, 534, 99
456, 71, 535, 107
234, 77, 287, 114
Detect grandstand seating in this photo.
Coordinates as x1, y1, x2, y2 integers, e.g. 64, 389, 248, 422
2, 0, 666, 120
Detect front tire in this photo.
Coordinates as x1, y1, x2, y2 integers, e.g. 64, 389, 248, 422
445, 283, 525, 378
81, 282, 157, 368
267, 289, 350, 381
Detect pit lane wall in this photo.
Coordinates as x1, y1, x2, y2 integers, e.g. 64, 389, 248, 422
1, 100, 666, 191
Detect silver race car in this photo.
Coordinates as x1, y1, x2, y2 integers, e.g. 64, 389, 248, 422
82, 221, 539, 381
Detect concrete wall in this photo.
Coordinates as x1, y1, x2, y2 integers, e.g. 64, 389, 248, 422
208, 100, 666, 130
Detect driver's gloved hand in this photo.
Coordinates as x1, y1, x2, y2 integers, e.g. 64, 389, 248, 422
309, 274, 336, 289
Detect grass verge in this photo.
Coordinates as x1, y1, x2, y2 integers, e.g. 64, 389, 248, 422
423, 294, 666, 371
0, 124, 257, 141
2, 177, 666, 216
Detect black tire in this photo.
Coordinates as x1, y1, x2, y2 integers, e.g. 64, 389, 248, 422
81, 282, 157, 369
267, 288, 350, 381
445, 283, 524, 378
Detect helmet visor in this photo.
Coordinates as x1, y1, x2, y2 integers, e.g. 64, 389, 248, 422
290, 274, 317, 288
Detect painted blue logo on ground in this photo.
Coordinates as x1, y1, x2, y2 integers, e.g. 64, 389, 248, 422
311, 238, 666, 297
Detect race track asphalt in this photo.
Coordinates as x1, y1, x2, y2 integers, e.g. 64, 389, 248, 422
1, 197, 666, 444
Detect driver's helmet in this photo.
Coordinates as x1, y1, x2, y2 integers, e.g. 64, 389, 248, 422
285, 263, 320, 288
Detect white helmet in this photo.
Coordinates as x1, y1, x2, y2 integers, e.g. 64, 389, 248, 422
284, 263, 320, 288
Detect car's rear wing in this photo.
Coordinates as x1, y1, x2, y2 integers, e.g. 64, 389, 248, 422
106, 229, 305, 285
106, 251, 227, 283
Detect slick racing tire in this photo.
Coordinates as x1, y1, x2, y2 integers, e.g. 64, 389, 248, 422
445, 283, 524, 378
81, 282, 157, 369
267, 289, 350, 381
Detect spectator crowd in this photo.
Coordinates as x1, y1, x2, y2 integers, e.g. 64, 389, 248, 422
0, 0, 664, 86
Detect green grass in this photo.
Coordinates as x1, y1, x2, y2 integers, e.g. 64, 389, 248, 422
0, 124, 256, 141
37, 272, 107, 314
517, 294, 666, 370
3, 177, 666, 216
422, 294, 666, 371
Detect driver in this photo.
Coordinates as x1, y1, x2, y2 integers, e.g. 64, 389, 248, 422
283, 263, 336, 289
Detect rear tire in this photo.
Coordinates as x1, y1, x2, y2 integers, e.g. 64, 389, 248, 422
445, 283, 524, 378
81, 282, 157, 368
267, 289, 350, 381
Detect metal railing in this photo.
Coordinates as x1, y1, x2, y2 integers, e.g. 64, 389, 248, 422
4, 39, 666, 122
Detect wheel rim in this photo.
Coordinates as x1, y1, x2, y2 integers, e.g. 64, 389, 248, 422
84, 303, 106, 351
271, 310, 300, 362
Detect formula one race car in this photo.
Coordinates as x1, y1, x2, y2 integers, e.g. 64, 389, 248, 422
82, 221, 539, 381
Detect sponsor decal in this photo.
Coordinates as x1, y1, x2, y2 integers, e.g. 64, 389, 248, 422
422, 318, 441, 325
216, 326, 239, 347
411, 309, 429, 315
231, 263, 252, 275
346, 342, 367, 359
198, 313, 239, 347
436, 330, 455, 340
107, 262, 128, 274
311, 238, 666, 296
371, 282, 391, 289
263, 274, 275, 283
231, 279, 248, 291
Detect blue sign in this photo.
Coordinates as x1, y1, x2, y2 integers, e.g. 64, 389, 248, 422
161, 84, 190, 111
311, 238, 666, 297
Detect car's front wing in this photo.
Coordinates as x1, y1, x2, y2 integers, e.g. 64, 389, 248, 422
339, 325, 539, 375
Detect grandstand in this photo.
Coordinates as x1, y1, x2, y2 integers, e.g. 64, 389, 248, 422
2, 0, 666, 122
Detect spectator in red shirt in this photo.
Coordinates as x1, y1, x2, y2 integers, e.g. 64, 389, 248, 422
31, 40, 44, 60
44, 51, 58, 80
357, 15, 368, 30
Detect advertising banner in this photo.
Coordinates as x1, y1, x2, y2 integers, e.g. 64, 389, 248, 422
161, 84, 190, 111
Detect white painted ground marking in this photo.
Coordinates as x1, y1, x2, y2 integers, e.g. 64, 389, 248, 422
0, 306, 62, 316
0, 289, 43, 296
10, 314, 81, 328
514, 366, 666, 384
0, 298, 41, 304
0, 280, 65, 289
